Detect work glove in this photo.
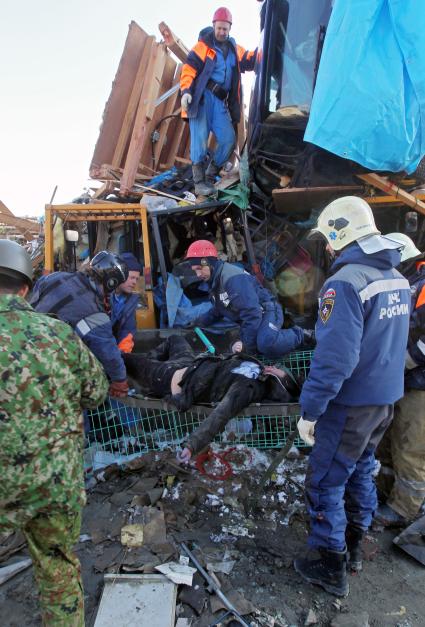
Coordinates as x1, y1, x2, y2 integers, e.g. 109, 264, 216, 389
109, 380, 129, 398
181, 93, 192, 112
297, 417, 317, 446
231, 340, 243, 354
302, 328, 316, 346
117, 333, 134, 353
176, 446, 192, 464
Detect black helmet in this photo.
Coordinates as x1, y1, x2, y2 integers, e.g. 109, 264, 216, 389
0, 240, 33, 287
89, 251, 128, 293
263, 365, 301, 402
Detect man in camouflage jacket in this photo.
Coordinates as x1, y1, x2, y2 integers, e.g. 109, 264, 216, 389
0, 240, 108, 626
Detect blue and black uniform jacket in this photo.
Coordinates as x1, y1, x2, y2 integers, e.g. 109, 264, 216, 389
300, 243, 411, 419
30, 272, 126, 381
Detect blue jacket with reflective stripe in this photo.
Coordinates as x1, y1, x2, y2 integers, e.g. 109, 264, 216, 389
197, 261, 275, 353
30, 272, 126, 381
300, 244, 410, 418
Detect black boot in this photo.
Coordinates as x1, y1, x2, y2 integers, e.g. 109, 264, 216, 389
294, 548, 349, 597
192, 162, 215, 196
346, 524, 365, 572
205, 160, 220, 186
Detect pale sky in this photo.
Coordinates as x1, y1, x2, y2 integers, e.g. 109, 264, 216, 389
0, 0, 261, 217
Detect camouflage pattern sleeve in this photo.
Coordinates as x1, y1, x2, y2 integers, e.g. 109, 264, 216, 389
74, 334, 109, 409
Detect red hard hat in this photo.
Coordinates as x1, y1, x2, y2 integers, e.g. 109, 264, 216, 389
185, 240, 218, 260
213, 7, 233, 24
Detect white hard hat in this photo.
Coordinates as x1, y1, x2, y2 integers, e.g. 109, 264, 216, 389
308, 196, 380, 251
385, 232, 422, 262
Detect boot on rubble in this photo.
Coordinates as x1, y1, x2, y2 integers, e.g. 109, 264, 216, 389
192, 162, 215, 196
346, 524, 365, 572
205, 160, 221, 186
373, 503, 408, 528
294, 547, 349, 597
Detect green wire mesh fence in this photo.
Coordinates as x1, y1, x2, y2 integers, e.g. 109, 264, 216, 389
84, 350, 314, 471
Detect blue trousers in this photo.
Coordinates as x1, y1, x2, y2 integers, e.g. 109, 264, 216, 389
305, 403, 393, 551
256, 301, 304, 358
189, 90, 235, 166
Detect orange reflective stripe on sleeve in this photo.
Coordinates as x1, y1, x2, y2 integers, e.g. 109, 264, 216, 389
236, 45, 245, 61
415, 285, 425, 310
180, 63, 197, 92
181, 41, 212, 92
118, 333, 134, 353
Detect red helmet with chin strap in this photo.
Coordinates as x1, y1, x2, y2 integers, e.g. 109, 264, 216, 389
185, 240, 218, 260
213, 7, 232, 24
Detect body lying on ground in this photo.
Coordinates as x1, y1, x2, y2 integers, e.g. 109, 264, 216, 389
123, 334, 300, 460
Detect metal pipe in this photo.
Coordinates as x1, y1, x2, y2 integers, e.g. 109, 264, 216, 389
180, 543, 251, 627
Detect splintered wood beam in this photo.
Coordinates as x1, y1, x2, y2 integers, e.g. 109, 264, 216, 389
120, 43, 167, 195
152, 73, 181, 167
358, 173, 425, 216
140, 53, 177, 168
366, 193, 425, 204
0, 200, 14, 216
112, 35, 155, 168
158, 22, 189, 63
0, 211, 39, 236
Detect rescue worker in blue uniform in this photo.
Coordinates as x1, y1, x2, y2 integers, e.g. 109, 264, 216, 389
110, 252, 142, 353
374, 233, 425, 526
294, 197, 411, 597
180, 7, 257, 196
184, 239, 311, 357
30, 251, 130, 398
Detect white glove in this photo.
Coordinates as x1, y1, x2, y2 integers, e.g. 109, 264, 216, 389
181, 93, 192, 112
231, 341, 243, 354
297, 417, 317, 446
176, 446, 192, 464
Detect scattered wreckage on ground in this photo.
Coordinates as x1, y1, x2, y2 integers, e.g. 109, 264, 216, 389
3, 1, 425, 625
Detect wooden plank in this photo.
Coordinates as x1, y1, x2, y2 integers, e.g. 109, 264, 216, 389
174, 156, 191, 166
111, 35, 155, 169
153, 69, 182, 167
44, 206, 54, 272
90, 22, 149, 175
158, 22, 189, 63
272, 185, 363, 214
0, 200, 14, 216
120, 43, 168, 194
0, 211, 39, 236
140, 52, 177, 170
358, 173, 425, 216
162, 115, 186, 167
366, 193, 425, 205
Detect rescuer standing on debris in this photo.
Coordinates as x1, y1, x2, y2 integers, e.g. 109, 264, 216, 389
184, 239, 313, 356
30, 251, 130, 398
110, 252, 142, 353
0, 240, 108, 625
294, 197, 411, 597
180, 7, 257, 196
374, 233, 425, 527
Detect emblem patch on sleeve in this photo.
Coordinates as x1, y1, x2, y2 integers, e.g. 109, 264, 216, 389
319, 297, 335, 323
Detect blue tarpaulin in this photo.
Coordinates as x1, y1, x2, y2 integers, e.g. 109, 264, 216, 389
304, 0, 425, 174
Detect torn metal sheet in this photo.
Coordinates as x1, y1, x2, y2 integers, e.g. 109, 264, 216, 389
94, 574, 177, 627
393, 515, 425, 566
